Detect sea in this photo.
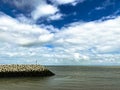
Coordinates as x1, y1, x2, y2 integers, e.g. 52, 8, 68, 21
0, 66, 120, 90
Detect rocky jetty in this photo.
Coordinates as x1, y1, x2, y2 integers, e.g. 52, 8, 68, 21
0, 65, 54, 77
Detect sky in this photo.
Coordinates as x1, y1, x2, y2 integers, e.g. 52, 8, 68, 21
0, 0, 120, 65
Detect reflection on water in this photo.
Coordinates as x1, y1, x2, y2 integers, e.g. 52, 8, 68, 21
1, 66, 120, 90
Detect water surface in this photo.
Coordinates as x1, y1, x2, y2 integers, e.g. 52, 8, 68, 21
0, 66, 120, 90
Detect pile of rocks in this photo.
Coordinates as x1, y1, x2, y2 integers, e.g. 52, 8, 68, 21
0, 65, 47, 72
0, 64, 54, 77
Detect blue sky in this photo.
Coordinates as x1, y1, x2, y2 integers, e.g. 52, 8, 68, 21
0, 0, 120, 65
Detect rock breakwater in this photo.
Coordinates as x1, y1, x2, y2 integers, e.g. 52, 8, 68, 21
0, 65, 54, 77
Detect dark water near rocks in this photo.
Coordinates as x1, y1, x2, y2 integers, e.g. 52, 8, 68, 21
1, 66, 120, 90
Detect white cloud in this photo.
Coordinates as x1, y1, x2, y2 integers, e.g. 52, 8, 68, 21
16, 14, 34, 24
2, 0, 44, 10
1, 0, 62, 21
48, 16, 120, 64
38, 34, 54, 43
54, 0, 76, 4
31, 4, 58, 20
48, 13, 63, 20
51, 0, 85, 5
54, 17, 120, 54
0, 12, 120, 65
0, 14, 54, 46
74, 53, 89, 62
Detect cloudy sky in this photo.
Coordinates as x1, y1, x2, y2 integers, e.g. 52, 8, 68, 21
0, 0, 120, 65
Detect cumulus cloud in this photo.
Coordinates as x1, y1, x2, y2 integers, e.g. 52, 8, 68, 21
48, 13, 63, 20
0, 14, 54, 46
55, 17, 120, 54
53, 0, 76, 4
1, 0, 43, 9
31, 3, 59, 20
47, 16, 120, 64
0, 12, 120, 65
1, 0, 61, 21
51, 0, 85, 5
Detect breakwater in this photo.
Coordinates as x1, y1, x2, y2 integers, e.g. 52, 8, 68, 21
0, 65, 54, 77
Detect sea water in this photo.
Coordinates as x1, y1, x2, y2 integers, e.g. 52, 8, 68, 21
0, 66, 120, 90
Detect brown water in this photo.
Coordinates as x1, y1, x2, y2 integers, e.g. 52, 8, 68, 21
0, 66, 120, 90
